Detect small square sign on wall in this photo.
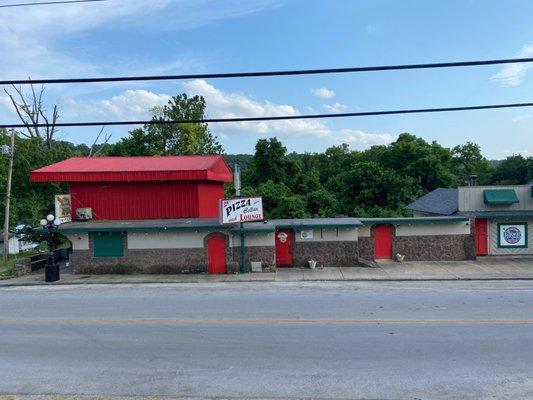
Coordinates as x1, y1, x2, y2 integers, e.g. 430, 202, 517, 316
498, 223, 528, 248
300, 230, 313, 239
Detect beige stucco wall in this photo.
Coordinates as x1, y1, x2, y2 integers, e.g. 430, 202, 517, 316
395, 221, 470, 236
459, 185, 533, 212
488, 219, 533, 255
293, 227, 358, 242
358, 225, 371, 238
127, 231, 221, 249
66, 233, 89, 250
231, 231, 275, 247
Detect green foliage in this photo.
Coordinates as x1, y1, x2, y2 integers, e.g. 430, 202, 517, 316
491, 155, 531, 184
0, 129, 81, 227
327, 161, 421, 217
244, 138, 300, 187
451, 142, 494, 185
107, 94, 223, 156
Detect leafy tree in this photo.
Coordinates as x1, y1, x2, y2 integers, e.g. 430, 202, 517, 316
451, 142, 494, 185
305, 188, 338, 217
0, 130, 79, 226
491, 155, 531, 184
108, 94, 223, 156
378, 133, 458, 191
328, 161, 422, 217
244, 137, 300, 187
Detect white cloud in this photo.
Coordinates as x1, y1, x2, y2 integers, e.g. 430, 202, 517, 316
0, 1, 277, 80
100, 90, 172, 120
323, 103, 348, 113
513, 114, 531, 123
0, 95, 17, 119
182, 79, 392, 147
311, 87, 336, 99
66, 89, 171, 120
337, 129, 393, 145
490, 43, 533, 86
503, 149, 531, 157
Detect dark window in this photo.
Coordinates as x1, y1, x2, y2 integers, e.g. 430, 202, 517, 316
92, 231, 125, 257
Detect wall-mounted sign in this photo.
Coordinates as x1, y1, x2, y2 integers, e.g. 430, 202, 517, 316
54, 194, 72, 223
220, 197, 264, 224
498, 223, 528, 248
300, 230, 313, 239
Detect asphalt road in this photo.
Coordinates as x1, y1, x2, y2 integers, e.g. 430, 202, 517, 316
1, 281, 532, 399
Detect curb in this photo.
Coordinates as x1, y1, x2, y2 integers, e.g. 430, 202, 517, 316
2, 277, 533, 288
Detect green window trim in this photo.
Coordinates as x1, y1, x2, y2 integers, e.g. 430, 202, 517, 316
483, 189, 519, 205
92, 231, 125, 257
496, 222, 528, 249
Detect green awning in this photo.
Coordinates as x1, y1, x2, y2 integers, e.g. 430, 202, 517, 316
483, 189, 519, 205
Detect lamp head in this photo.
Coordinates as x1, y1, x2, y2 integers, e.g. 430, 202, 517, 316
46, 214, 54, 222
53, 218, 62, 226
39, 219, 47, 227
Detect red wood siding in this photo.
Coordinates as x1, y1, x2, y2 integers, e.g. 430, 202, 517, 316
70, 181, 224, 220
197, 182, 225, 218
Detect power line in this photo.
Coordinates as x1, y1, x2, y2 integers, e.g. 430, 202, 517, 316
0, 0, 106, 8
1, 57, 533, 86
1, 101, 533, 128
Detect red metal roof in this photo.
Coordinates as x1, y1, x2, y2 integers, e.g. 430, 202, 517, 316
30, 156, 233, 183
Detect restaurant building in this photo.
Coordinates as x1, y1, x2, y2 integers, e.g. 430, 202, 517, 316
408, 180, 533, 256
30, 156, 498, 274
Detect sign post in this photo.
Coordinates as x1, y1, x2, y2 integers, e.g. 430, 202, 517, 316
220, 195, 264, 273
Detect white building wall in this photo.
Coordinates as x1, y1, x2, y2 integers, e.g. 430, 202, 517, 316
127, 231, 215, 249
293, 227, 358, 242
231, 232, 274, 247
395, 221, 470, 236
66, 233, 89, 250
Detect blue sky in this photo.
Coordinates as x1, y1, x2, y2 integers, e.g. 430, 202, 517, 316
1, 0, 532, 158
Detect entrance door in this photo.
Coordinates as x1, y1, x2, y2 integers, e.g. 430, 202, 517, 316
207, 235, 226, 274
475, 218, 488, 256
374, 225, 393, 259
275, 229, 293, 267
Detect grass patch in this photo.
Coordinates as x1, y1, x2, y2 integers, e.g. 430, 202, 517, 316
0, 249, 43, 278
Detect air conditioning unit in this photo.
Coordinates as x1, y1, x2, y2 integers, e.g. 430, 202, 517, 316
76, 208, 93, 221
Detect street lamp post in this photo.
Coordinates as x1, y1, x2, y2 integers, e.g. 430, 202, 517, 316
40, 214, 62, 282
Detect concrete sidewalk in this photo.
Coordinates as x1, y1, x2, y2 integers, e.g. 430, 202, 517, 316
1, 256, 532, 286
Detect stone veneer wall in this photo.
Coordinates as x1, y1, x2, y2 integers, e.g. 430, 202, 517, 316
292, 241, 359, 267
357, 225, 475, 262
231, 246, 276, 270
357, 237, 373, 261
71, 230, 276, 274
72, 248, 208, 274
394, 234, 475, 261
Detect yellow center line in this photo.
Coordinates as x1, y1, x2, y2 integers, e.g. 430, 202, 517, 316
1, 317, 533, 325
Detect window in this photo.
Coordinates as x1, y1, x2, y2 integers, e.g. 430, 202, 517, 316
92, 231, 125, 257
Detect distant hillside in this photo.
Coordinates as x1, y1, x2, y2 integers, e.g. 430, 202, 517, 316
224, 154, 254, 171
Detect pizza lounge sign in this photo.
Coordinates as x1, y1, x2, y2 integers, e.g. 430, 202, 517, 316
498, 223, 528, 248
220, 197, 264, 224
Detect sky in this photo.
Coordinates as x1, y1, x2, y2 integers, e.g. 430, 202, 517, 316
0, 0, 532, 158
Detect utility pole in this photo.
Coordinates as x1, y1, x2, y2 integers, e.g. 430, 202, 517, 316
234, 163, 246, 273
3, 129, 15, 263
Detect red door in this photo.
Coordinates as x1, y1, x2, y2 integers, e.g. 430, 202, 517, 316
275, 229, 293, 267
374, 225, 393, 259
207, 236, 226, 274
475, 219, 488, 256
